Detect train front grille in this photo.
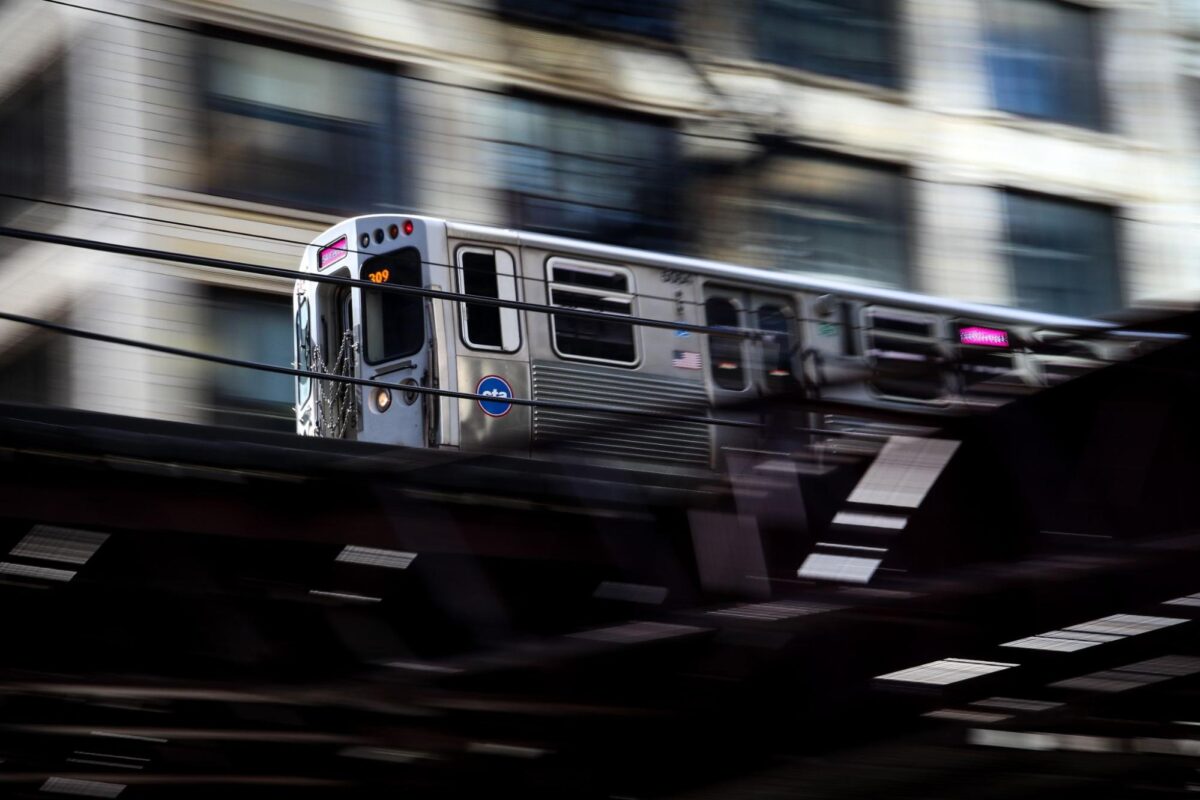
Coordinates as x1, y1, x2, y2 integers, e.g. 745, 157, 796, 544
531, 361, 712, 467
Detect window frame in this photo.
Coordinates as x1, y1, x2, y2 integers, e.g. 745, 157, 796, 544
1001, 188, 1123, 318
546, 257, 640, 368
754, 149, 913, 289
456, 246, 522, 354
207, 286, 296, 431
753, 0, 901, 89
704, 292, 749, 393
360, 248, 426, 366
0, 60, 67, 224
496, 94, 682, 252
196, 26, 403, 214
754, 301, 798, 391
497, 0, 678, 42
861, 306, 949, 404
982, 0, 1106, 131
295, 295, 312, 407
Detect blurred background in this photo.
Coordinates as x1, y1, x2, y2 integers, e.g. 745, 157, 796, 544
0, 0, 1197, 428
5, 4, 1200, 798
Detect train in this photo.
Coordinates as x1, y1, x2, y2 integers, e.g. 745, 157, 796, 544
293, 214, 1164, 469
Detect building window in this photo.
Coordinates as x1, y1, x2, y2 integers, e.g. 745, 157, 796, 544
0, 336, 62, 405
1003, 191, 1120, 318
499, 0, 677, 40
494, 97, 680, 250
0, 63, 65, 221
751, 152, 910, 287
200, 32, 400, 214
548, 259, 638, 365
754, 0, 899, 88
984, 0, 1104, 129
207, 288, 294, 431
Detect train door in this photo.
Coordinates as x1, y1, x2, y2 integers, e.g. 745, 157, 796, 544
704, 286, 799, 452
452, 243, 529, 455
294, 290, 316, 436
704, 289, 798, 398
356, 247, 429, 448
704, 287, 751, 407
752, 297, 798, 397
306, 276, 359, 438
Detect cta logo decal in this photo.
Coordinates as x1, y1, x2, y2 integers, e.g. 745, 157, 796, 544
318, 235, 348, 269
476, 375, 513, 417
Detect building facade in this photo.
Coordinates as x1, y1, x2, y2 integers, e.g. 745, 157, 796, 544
0, 0, 1196, 429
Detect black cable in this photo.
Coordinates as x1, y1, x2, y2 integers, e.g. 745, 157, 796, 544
0, 191, 708, 309
0, 192, 329, 249
0, 224, 759, 340
42, 0, 197, 33
0, 308, 760, 430
38, 0, 759, 146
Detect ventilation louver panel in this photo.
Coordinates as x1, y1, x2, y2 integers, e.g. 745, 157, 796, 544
531, 361, 711, 466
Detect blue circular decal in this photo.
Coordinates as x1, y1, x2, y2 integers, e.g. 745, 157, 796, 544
476, 375, 513, 418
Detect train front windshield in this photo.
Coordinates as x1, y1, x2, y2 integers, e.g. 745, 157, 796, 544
361, 247, 425, 364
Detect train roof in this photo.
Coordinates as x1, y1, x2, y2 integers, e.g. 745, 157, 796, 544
312, 214, 1124, 332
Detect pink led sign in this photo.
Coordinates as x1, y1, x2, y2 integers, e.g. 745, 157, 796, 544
959, 326, 1009, 348
318, 235, 348, 269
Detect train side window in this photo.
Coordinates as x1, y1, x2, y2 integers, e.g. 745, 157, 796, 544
458, 248, 520, 352
757, 304, 794, 390
706, 297, 746, 390
548, 259, 637, 365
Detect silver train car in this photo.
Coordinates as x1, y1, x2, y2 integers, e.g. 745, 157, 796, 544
294, 214, 1155, 469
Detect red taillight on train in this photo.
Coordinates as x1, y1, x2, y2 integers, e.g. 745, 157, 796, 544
403, 219, 414, 236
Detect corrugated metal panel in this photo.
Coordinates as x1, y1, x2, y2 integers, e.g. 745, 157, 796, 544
531, 361, 711, 466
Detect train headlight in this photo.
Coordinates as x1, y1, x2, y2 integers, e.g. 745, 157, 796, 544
373, 387, 392, 412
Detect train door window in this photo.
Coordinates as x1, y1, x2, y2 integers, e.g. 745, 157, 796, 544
340, 288, 353, 344
326, 285, 354, 369
705, 297, 746, 391
296, 296, 312, 406
362, 247, 424, 364
757, 303, 794, 391
547, 259, 637, 365
458, 248, 520, 352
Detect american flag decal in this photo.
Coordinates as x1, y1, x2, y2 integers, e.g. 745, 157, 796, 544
672, 350, 702, 370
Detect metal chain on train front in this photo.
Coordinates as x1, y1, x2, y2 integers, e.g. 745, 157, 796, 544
311, 330, 359, 438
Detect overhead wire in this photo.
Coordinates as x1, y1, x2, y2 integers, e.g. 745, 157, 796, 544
41, 0, 197, 33
0, 191, 711, 310
0, 223, 763, 340
31, 0, 765, 293
0, 308, 761, 429
37, 0, 753, 143
18, 0, 1160, 443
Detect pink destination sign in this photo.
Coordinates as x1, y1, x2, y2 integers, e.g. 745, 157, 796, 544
959, 326, 1009, 348
318, 235, 348, 269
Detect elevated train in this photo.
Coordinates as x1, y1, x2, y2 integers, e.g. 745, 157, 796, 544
294, 214, 1159, 469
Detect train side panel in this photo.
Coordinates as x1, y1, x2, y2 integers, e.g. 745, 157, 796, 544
517, 241, 715, 470
447, 233, 532, 457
